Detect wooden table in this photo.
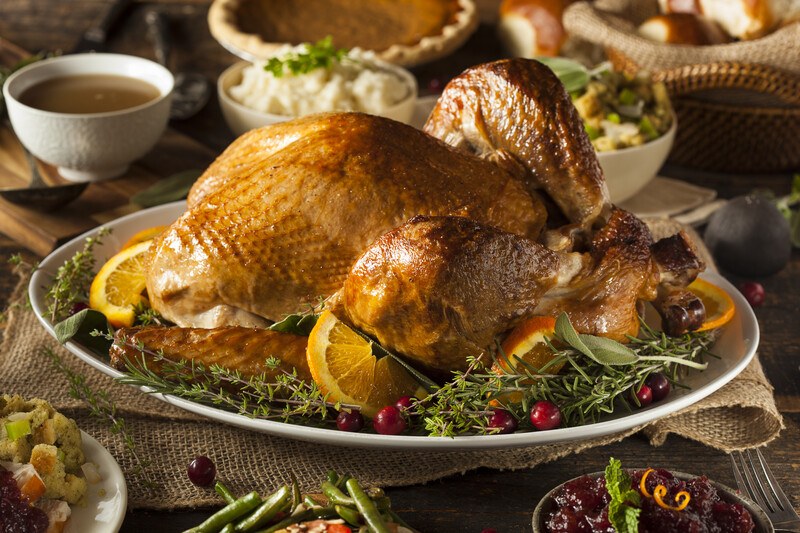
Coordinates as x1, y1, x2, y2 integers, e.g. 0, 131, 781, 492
1, 2, 798, 531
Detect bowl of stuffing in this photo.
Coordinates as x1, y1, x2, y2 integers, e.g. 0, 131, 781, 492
217, 38, 418, 136
539, 58, 676, 203
532, 458, 773, 533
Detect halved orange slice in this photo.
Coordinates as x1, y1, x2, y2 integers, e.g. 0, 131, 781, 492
89, 240, 152, 328
495, 316, 563, 375
306, 310, 427, 417
688, 278, 736, 332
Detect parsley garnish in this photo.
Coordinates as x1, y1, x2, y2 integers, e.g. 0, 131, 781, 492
605, 457, 641, 533
264, 36, 348, 78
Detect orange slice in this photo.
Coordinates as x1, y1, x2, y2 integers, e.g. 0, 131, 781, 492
688, 278, 736, 332
306, 310, 427, 417
491, 316, 562, 405
89, 240, 152, 328
495, 316, 562, 375
122, 225, 167, 250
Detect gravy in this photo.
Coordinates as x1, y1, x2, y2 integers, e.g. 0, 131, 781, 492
19, 74, 160, 114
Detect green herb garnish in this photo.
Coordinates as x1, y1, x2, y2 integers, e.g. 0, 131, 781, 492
264, 36, 348, 78
605, 457, 641, 533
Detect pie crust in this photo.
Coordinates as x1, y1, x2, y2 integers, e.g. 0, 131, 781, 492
207, 0, 479, 67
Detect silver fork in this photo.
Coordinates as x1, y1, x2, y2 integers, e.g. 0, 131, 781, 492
731, 449, 800, 532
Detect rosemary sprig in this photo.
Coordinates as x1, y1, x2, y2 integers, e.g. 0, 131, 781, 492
111, 334, 358, 426
412, 317, 716, 436
44, 227, 109, 323
43, 347, 155, 489
263, 36, 348, 78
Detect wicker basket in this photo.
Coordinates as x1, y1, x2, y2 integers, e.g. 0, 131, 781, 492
564, 0, 800, 174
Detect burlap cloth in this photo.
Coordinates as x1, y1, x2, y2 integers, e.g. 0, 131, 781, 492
0, 219, 784, 510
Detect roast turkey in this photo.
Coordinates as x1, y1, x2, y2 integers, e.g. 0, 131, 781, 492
141, 58, 705, 374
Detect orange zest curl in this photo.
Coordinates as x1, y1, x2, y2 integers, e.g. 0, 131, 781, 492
640, 468, 655, 497
640, 468, 691, 511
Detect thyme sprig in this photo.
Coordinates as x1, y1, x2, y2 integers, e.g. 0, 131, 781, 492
44, 227, 109, 323
111, 334, 358, 426
43, 347, 156, 489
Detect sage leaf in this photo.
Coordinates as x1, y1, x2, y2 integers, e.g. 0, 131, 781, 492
535, 56, 590, 93
131, 169, 203, 208
554, 312, 595, 360
269, 313, 319, 336
53, 309, 112, 355
353, 328, 438, 394
577, 335, 639, 366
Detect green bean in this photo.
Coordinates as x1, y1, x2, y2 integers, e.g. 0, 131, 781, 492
335, 473, 352, 490
304, 495, 321, 508
234, 486, 291, 531
326, 470, 339, 485
335, 504, 362, 526
215, 481, 237, 505
322, 481, 355, 506
183, 491, 261, 533
372, 497, 391, 511
290, 474, 301, 510
220, 525, 235, 533
345, 479, 390, 533
254, 507, 338, 533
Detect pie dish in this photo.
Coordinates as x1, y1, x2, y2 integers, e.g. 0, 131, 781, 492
207, 0, 479, 66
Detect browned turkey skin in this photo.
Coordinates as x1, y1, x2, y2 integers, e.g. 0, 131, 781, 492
334, 212, 703, 374
141, 58, 706, 376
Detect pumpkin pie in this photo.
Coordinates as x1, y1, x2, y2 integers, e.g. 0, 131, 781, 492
207, 0, 479, 66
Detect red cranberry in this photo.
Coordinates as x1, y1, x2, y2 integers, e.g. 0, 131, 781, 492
487, 409, 518, 434
394, 395, 414, 412
529, 400, 562, 430
739, 281, 765, 307
427, 78, 444, 93
645, 373, 671, 402
631, 384, 653, 407
336, 410, 364, 432
187, 455, 216, 487
372, 405, 407, 435
70, 302, 90, 316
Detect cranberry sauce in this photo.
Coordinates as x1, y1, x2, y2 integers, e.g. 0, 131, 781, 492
0, 466, 49, 533
545, 468, 755, 533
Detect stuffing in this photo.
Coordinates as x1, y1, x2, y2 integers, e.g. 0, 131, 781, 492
0, 395, 87, 505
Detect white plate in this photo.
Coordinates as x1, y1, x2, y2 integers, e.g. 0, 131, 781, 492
29, 202, 759, 450
67, 431, 127, 533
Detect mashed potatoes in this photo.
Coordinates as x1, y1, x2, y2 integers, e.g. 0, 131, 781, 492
229, 45, 412, 117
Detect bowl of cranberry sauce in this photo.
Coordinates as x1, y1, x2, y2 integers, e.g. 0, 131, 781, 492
532, 467, 774, 533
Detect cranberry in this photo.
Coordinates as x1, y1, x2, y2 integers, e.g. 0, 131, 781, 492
739, 281, 765, 307
372, 405, 407, 435
631, 384, 653, 407
70, 302, 90, 316
394, 395, 414, 412
336, 410, 364, 432
487, 409, 518, 434
427, 78, 444, 93
645, 373, 671, 402
529, 400, 562, 430
187, 455, 216, 487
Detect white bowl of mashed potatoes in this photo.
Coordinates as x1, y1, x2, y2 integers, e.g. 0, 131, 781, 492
218, 45, 417, 136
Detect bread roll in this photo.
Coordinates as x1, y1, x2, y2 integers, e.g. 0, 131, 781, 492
498, 0, 569, 57
657, 0, 800, 39
638, 13, 732, 45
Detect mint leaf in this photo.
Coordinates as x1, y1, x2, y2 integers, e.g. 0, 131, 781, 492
605, 457, 641, 533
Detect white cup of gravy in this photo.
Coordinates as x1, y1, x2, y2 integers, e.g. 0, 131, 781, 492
3, 53, 174, 182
